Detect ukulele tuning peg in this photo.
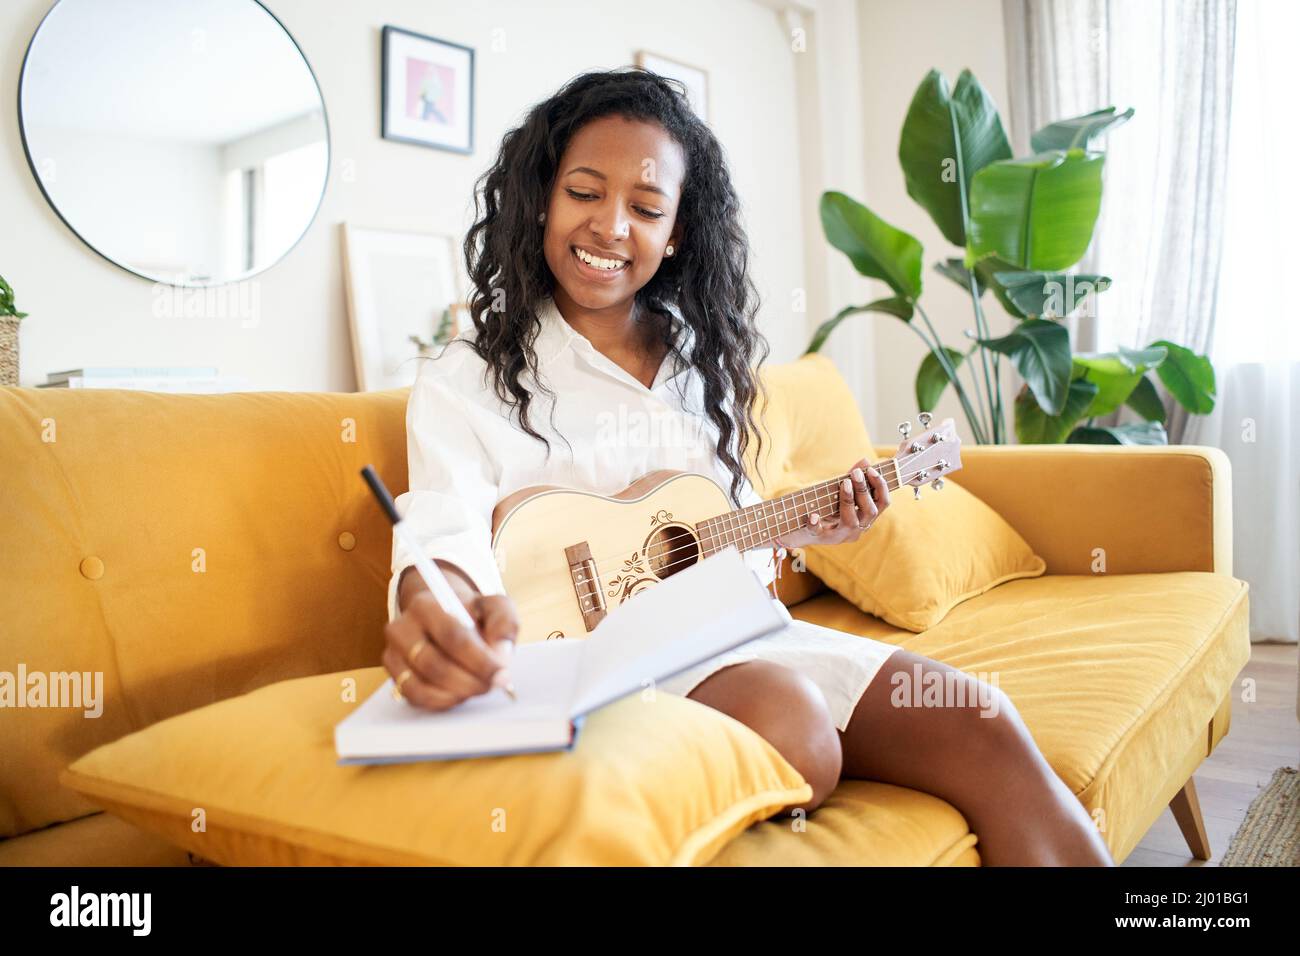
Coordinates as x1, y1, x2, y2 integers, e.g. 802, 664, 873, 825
913, 485, 922, 501
918, 412, 932, 428
931, 477, 945, 492
898, 421, 912, 439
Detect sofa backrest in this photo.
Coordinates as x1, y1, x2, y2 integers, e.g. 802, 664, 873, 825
743, 353, 873, 605
0, 386, 409, 837
746, 352, 876, 499
0, 352, 863, 838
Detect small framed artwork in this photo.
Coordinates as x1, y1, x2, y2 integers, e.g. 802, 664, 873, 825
340, 224, 468, 391
381, 26, 474, 153
636, 51, 709, 123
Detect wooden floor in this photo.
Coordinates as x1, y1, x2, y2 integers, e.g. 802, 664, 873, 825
1123, 641, 1299, 867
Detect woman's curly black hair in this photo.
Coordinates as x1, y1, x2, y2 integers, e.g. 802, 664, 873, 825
458, 67, 770, 508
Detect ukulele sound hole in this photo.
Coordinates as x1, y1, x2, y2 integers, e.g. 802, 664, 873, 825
644, 524, 699, 579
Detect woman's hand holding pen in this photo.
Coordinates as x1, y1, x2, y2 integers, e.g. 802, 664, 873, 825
384, 568, 520, 712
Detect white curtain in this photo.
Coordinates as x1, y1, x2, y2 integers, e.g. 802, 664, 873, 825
1003, 0, 1297, 644
1182, 0, 1300, 644
1187, 366, 1300, 643
1002, 0, 1236, 392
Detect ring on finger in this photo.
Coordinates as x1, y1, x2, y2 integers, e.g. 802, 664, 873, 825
406, 639, 429, 668
393, 668, 414, 701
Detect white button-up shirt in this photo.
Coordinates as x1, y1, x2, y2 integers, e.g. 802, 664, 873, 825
387, 294, 782, 623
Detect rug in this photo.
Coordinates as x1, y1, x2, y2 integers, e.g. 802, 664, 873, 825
1219, 766, 1299, 866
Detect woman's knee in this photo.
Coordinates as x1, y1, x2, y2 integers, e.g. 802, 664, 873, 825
941, 676, 1028, 759
689, 660, 842, 812
886, 660, 1024, 758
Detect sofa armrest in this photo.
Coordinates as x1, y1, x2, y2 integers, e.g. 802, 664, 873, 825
876, 444, 1233, 576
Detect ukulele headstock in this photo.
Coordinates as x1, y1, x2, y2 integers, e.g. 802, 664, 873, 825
894, 413, 963, 499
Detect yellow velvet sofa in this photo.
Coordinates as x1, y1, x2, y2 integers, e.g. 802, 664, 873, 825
0, 354, 1249, 866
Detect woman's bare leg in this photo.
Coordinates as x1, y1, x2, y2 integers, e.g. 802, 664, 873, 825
838, 649, 1114, 866
686, 660, 843, 814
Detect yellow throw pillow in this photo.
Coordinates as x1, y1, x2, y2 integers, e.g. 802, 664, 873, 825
60, 667, 810, 867
798, 478, 1046, 632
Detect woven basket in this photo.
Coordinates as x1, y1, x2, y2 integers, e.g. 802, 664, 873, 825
0, 316, 18, 387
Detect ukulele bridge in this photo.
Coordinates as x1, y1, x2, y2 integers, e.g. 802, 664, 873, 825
565, 541, 607, 633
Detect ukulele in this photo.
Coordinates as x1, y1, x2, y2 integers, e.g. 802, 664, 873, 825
490, 414, 962, 643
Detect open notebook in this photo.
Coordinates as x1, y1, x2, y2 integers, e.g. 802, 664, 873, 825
335, 546, 791, 764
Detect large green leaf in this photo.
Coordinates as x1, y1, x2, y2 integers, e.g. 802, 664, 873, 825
1116, 345, 1169, 370
1125, 374, 1166, 422
1151, 339, 1216, 414
978, 318, 1073, 415
942, 255, 1090, 323
1031, 107, 1135, 152
969, 254, 1028, 318
898, 69, 1012, 247
1067, 422, 1168, 445
1015, 378, 1099, 443
1073, 345, 1168, 417
805, 297, 913, 354
992, 271, 1111, 318
820, 191, 924, 300
967, 149, 1105, 271
915, 346, 966, 412
935, 258, 985, 295
938, 256, 1029, 320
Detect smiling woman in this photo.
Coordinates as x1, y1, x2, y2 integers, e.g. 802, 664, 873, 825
541, 115, 686, 385
552, 141, 678, 286
459, 70, 761, 507
385, 68, 1114, 865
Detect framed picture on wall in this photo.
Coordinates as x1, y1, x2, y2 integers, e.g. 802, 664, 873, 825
635, 51, 709, 123
340, 224, 468, 392
381, 26, 474, 153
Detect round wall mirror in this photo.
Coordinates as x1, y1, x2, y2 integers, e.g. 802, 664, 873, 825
18, 0, 330, 287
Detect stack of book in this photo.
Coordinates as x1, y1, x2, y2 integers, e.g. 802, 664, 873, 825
37, 367, 248, 393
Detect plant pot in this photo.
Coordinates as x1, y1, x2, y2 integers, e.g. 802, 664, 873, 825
0, 316, 18, 387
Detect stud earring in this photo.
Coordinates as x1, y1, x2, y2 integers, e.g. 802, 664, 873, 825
665, 244, 675, 257
538, 212, 546, 224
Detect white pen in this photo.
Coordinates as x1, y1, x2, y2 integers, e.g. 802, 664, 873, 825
361, 465, 517, 702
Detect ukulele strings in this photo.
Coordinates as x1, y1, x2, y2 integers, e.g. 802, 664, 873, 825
569, 445, 944, 577
565, 448, 949, 583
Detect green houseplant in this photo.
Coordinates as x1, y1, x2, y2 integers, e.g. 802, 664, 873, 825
806, 69, 1216, 445
409, 305, 458, 355
0, 274, 27, 388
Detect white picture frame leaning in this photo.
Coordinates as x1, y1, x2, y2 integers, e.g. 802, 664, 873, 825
635, 51, 709, 123
340, 224, 466, 392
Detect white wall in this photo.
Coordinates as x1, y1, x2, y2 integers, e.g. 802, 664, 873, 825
855, 0, 1012, 442
0, 0, 811, 390
2, 0, 1015, 448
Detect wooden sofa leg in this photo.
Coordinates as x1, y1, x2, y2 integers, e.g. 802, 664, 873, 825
1169, 776, 1211, 861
